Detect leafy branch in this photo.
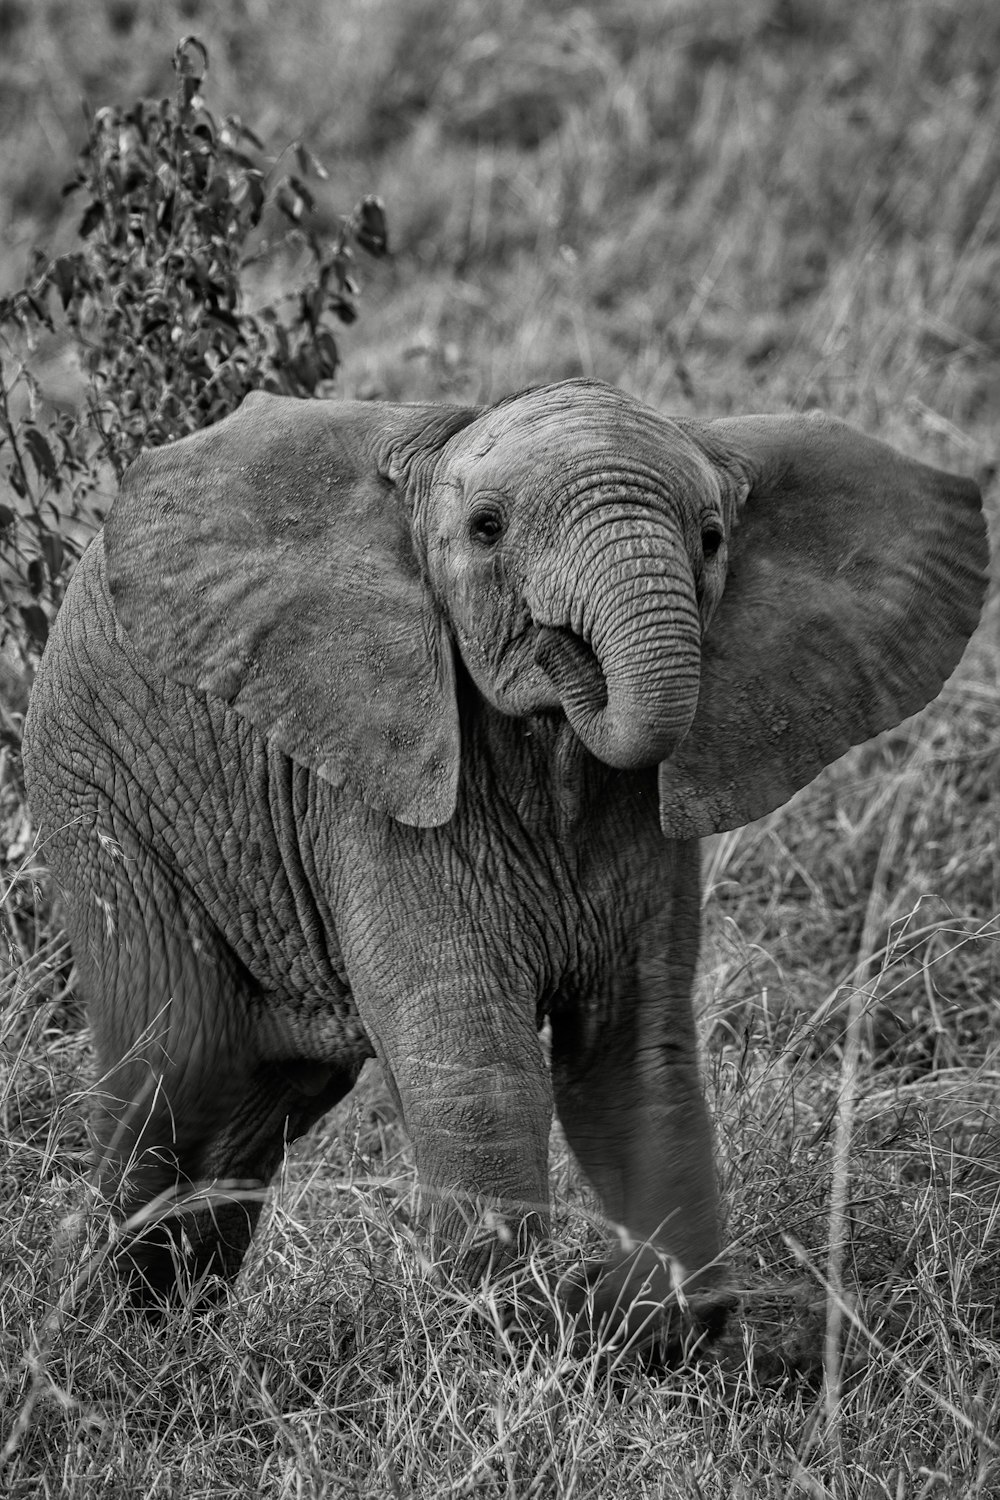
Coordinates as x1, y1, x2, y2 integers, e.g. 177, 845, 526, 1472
0, 34, 387, 658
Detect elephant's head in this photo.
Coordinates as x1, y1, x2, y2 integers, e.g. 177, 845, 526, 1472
417, 383, 733, 772
106, 380, 987, 830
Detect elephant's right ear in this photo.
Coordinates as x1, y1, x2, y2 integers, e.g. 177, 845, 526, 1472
105, 393, 482, 826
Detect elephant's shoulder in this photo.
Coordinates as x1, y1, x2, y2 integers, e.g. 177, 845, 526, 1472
54, 532, 133, 668
34, 530, 174, 723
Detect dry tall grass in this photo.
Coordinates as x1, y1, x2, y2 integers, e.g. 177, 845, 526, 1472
2, 2, 999, 1495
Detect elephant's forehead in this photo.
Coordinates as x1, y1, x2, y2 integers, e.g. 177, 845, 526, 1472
455, 386, 718, 511
473, 383, 662, 448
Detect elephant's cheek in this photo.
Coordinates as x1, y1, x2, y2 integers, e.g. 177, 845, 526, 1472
458, 629, 562, 716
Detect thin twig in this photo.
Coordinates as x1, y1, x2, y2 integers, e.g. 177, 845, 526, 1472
822, 753, 922, 1436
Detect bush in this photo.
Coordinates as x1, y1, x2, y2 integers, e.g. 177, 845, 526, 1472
0, 34, 387, 665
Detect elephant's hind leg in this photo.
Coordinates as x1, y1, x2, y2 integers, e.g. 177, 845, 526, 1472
64, 856, 273, 1305
179, 1057, 360, 1284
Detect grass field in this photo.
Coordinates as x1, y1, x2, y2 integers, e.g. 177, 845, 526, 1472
2, 1, 1000, 1495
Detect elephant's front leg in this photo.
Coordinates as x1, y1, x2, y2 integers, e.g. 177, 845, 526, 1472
347, 919, 555, 1281
395, 1041, 554, 1279
551, 838, 729, 1352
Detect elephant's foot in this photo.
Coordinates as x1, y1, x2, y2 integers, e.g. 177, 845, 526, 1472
557, 1249, 736, 1367
497, 1246, 734, 1368
82, 1188, 263, 1317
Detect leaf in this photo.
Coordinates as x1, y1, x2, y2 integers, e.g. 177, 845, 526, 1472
19, 604, 49, 650
78, 199, 104, 238
42, 532, 64, 579
300, 285, 324, 329
315, 329, 340, 380
355, 196, 389, 257
289, 346, 320, 392
295, 140, 329, 181
205, 172, 230, 210
288, 175, 316, 213
276, 187, 305, 224
51, 253, 83, 310
232, 170, 265, 228
205, 314, 240, 352
174, 34, 209, 82
24, 428, 58, 483
225, 150, 258, 174
330, 295, 358, 326
27, 558, 45, 596
25, 294, 51, 326
177, 74, 201, 112
226, 116, 264, 151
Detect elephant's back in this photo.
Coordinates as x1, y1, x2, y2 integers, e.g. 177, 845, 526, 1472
24, 532, 170, 810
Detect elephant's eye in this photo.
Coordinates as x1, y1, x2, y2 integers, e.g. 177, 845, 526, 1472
701, 521, 724, 561
469, 505, 505, 547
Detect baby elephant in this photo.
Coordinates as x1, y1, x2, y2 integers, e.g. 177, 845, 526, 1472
24, 378, 987, 1350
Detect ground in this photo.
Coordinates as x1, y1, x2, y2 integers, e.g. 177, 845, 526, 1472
2, 1, 999, 1495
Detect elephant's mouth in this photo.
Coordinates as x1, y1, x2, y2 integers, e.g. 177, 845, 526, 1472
534, 624, 609, 718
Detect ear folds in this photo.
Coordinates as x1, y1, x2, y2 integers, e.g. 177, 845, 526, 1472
105, 392, 481, 826
658, 412, 988, 838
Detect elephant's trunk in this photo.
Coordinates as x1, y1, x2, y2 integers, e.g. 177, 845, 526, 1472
534, 526, 702, 769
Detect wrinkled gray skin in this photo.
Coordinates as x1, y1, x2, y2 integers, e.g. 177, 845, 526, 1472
23, 379, 987, 1350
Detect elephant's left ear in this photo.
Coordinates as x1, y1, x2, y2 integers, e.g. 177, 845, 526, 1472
105, 392, 483, 826
658, 412, 989, 838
